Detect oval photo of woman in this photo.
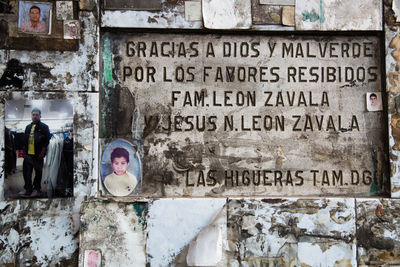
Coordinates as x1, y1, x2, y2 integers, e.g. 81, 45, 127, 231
101, 140, 141, 196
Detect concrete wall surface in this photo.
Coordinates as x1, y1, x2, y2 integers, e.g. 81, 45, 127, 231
1, 0, 400, 266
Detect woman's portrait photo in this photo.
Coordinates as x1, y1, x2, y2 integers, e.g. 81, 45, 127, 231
101, 140, 141, 196
18, 1, 52, 35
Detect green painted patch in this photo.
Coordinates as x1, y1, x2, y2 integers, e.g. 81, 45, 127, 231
102, 38, 114, 88
302, 9, 320, 22
133, 203, 148, 230
302, 0, 325, 23
108, 225, 117, 230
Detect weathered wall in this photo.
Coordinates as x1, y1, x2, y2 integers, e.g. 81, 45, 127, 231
1, 0, 400, 266
0, 0, 99, 264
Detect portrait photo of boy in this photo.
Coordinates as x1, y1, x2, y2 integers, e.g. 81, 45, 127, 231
101, 140, 141, 196
18, 1, 52, 35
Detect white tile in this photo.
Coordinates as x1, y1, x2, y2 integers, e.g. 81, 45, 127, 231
146, 199, 226, 266
260, 0, 295, 5
228, 198, 356, 266
202, 0, 252, 29
282, 6, 295, 26
296, 0, 382, 31
185, 1, 202, 21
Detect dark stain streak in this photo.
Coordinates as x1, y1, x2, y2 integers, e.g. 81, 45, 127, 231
357, 227, 395, 250
0, 204, 10, 214
24, 62, 53, 81
0, 59, 23, 88
0, 19, 9, 45
339, 80, 358, 88
147, 16, 158, 24
163, 144, 203, 172
269, 217, 307, 239
142, 116, 159, 139
261, 199, 284, 204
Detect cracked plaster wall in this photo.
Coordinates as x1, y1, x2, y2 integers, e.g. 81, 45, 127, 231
0, 0, 99, 263
1, 0, 400, 266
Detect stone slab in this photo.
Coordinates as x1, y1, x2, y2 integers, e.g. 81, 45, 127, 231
146, 198, 226, 266
101, 2, 203, 28
252, 0, 282, 25
260, 0, 294, 5
227, 198, 356, 266
79, 200, 147, 266
282, 6, 295, 26
185, 1, 202, 22
386, 28, 400, 198
356, 199, 400, 265
0, 199, 77, 266
202, 0, 252, 29
104, 0, 161, 10
295, 0, 382, 31
101, 32, 387, 198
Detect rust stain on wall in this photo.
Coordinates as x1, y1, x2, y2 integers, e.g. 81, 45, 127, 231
357, 199, 400, 265
389, 34, 400, 65
389, 72, 400, 94
391, 114, 400, 150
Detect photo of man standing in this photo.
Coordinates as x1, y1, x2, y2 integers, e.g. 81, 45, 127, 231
20, 108, 50, 197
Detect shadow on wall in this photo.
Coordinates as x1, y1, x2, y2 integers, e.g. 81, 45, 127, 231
0, 59, 24, 88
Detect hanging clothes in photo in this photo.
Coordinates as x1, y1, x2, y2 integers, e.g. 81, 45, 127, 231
4, 127, 16, 176
55, 135, 74, 197
43, 134, 63, 197
55, 134, 73, 197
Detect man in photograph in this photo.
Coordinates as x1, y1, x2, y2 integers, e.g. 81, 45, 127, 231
368, 92, 383, 111
20, 108, 50, 197
19, 5, 48, 34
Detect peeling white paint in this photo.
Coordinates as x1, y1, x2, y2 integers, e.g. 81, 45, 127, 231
26, 215, 76, 265
186, 206, 227, 266
260, 0, 295, 5
146, 198, 226, 267
202, 0, 252, 29
101, 3, 203, 28
0, 12, 98, 91
296, 0, 382, 31
185, 1, 202, 22
0, 200, 78, 266
79, 201, 147, 267
7, 228, 19, 253
297, 242, 354, 266
228, 198, 356, 265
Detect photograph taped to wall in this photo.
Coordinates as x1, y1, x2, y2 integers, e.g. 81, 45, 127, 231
18, 1, 52, 35
366, 92, 383, 112
56, 1, 72, 20
100, 139, 142, 197
63, 20, 80, 39
4, 99, 73, 199
83, 250, 101, 267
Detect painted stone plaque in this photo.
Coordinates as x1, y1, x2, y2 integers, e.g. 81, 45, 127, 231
101, 32, 387, 197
